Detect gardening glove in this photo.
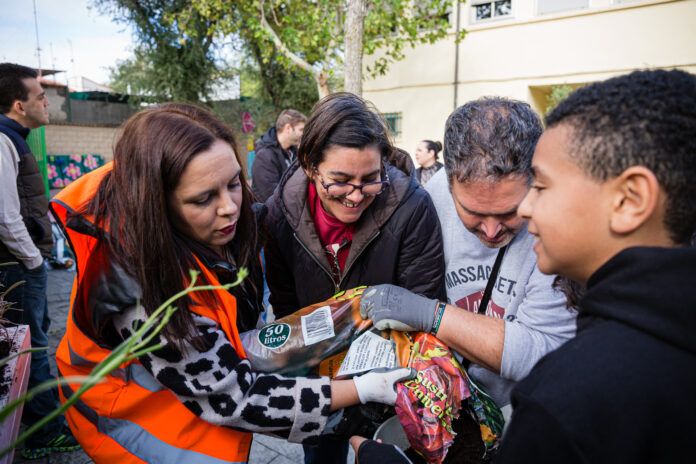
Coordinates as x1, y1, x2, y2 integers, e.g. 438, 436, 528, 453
353, 367, 415, 405
360, 284, 439, 333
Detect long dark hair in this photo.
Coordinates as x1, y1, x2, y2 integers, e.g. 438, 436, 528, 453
84, 103, 259, 349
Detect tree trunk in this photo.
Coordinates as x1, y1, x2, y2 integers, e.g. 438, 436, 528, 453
316, 71, 331, 99
344, 0, 368, 96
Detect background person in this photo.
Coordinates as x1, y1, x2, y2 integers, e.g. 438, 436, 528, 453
0, 62, 79, 459
251, 108, 306, 203
414, 139, 443, 185
52, 103, 412, 463
360, 98, 577, 459
264, 92, 446, 463
497, 69, 696, 463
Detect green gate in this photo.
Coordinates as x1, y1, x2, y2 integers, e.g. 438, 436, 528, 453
26, 126, 49, 197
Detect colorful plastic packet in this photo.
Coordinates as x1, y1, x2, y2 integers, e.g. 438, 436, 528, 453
240, 287, 371, 374
390, 331, 504, 463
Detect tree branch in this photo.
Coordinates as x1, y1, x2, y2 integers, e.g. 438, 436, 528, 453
258, 0, 316, 76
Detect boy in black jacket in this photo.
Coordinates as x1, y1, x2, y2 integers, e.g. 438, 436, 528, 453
497, 70, 696, 463
351, 70, 696, 464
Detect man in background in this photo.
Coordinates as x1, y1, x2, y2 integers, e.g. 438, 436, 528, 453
0, 63, 79, 459
252, 109, 306, 202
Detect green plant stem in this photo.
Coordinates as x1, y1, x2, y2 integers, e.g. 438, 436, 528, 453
0, 267, 248, 457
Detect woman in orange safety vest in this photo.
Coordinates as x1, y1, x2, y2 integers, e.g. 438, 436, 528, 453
52, 103, 412, 464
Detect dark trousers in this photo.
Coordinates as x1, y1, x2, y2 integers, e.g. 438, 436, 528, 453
303, 436, 349, 464
1, 261, 64, 438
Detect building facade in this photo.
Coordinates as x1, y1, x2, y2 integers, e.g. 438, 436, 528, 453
363, 0, 696, 154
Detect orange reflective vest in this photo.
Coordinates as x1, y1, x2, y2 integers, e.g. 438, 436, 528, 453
51, 163, 252, 463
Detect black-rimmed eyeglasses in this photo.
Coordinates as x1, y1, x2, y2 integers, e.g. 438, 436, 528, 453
317, 169, 390, 198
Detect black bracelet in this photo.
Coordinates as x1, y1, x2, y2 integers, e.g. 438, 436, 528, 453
431, 302, 447, 335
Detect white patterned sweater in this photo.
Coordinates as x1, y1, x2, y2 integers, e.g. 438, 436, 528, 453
112, 306, 332, 444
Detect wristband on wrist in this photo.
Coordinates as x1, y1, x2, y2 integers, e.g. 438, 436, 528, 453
431, 302, 446, 335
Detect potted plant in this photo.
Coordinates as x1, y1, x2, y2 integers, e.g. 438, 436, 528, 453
0, 269, 31, 464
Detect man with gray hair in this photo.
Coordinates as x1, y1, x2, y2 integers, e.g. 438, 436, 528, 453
360, 98, 577, 434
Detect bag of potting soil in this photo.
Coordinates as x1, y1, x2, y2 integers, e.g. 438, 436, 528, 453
240, 287, 373, 374
390, 331, 503, 464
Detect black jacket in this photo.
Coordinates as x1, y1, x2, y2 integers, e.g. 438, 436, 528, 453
497, 246, 696, 464
264, 159, 446, 318
251, 127, 297, 203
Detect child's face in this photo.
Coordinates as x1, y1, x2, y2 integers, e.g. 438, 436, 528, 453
518, 125, 613, 283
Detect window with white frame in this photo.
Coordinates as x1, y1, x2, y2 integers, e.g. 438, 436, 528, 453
537, 0, 589, 16
471, 0, 512, 22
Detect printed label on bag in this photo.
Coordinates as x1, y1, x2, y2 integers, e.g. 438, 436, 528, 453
301, 305, 335, 346
337, 331, 396, 377
258, 323, 291, 349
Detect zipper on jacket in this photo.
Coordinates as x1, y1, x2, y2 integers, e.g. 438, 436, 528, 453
338, 231, 380, 291
293, 233, 340, 292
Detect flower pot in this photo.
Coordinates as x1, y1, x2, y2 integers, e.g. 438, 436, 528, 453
0, 325, 31, 463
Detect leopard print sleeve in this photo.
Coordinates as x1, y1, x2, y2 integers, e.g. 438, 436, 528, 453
112, 306, 332, 444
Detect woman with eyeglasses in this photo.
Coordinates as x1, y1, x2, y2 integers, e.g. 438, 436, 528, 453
264, 92, 446, 464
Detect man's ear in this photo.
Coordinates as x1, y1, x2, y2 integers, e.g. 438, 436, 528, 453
11, 99, 26, 116
608, 166, 661, 235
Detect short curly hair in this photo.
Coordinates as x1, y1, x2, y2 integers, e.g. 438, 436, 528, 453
546, 69, 696, 245
443, 97, 542, 183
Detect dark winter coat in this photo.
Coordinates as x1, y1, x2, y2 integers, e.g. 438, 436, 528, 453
264, 158, 446, 318
496, 246, 696, 464
251, 127, 297, 203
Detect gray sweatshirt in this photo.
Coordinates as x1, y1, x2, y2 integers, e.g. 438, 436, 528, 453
425, 169, 577, 407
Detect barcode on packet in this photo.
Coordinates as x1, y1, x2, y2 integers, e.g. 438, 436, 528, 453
301, 306, 336, 346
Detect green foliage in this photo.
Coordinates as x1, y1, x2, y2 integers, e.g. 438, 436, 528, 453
242, 43, 320, 115
545, 84, 575, 115
0, 268, 248, 457
95, 0, 226, 102
182, 0, 465, 94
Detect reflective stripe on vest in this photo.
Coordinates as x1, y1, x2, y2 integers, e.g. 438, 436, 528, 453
61, 384, 245, 464
67, 341, 163, 393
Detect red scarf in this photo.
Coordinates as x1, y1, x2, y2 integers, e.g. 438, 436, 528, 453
308, 182, 354, 278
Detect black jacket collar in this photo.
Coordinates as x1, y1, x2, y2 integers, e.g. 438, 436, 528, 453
581, 246, 696, 354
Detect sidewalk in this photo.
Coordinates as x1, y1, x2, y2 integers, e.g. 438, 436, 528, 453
12, 267, 329, 464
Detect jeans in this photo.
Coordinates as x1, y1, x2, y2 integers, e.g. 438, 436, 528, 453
303, 437, 349, 464
1, 260, 65, 437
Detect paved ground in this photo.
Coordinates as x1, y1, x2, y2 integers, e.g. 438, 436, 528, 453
11, 267, 354, 463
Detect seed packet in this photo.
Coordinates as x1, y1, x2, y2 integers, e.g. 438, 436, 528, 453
392, 331, 470, 464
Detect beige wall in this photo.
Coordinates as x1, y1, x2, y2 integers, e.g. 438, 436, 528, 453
45, 124, 121, 161
364, 0, 696, 155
